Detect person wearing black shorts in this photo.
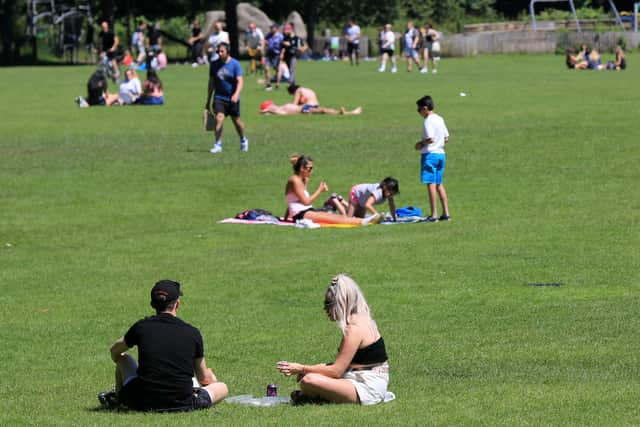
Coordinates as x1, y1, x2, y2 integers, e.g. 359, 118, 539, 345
205, 42, 248, 154
98, 280, 229, 412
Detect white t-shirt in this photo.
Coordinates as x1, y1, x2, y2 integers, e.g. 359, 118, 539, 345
382, 31, 395, 50
208, 31, 230, 61
352, 183, 384, 207
404, 29, 417, 49
118, 77, 141, 105
346, 25, 361, 44
422, 113, 449, 154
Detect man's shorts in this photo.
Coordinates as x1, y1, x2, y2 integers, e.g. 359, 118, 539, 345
266, 53, 280, 69
118, 377, 212, 412
421, 152, 446, 184
380, 48, 394, 56
301, 104, 319, 113
214, 98, 240, 117
404, 47, 417, 58
347, 42, 360, 55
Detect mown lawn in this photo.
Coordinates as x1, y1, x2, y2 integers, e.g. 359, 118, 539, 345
1, 53, 639, 426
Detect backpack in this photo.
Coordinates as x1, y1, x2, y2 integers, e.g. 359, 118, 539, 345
395, 206, 422, 218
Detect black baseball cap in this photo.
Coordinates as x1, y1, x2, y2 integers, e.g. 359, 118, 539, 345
150, 280, 183, 303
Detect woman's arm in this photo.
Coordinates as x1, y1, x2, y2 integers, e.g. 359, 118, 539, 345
388, 196, 397, 221
277, 324, 362, 378
364, 195, 380, 216
289, 175, 328, 205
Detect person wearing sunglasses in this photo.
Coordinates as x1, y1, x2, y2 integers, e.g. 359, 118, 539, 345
285, 154, 381, 225
276, 274, 393, 405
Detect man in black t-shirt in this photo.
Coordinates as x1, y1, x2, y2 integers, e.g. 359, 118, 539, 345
98, 21, 119, 80
98, 280, 228, 411
279, 23, 304, 84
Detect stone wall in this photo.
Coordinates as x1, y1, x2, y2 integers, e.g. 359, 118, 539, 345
443, 31, 640, 56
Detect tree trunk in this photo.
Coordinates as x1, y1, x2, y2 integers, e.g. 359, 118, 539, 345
303, 0, 317, 54
102, 0, 116, 24
225, 0, 238, 58
1, 0, 17, 65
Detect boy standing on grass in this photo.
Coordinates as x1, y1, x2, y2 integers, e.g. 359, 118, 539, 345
415, 95, 450, 222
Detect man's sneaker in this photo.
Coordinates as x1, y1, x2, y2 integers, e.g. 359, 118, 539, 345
422, 216, 438, 223
378, 66, 385, 72
432, 69, 438, 74
210, 143, 223, 154
391, 67, 397, 73
98, 390, 119, 408
420, 68, 428, 74
240, 138, 249, 152
438, 214, 451, 221
265, 84, 273, 91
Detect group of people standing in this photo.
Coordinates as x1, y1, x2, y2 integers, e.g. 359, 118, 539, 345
100, 274, 391, 410
378, 21, 441, 74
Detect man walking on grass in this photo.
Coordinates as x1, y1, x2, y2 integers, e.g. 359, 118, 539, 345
206, 42, 249, 154
98, 280, 228, 412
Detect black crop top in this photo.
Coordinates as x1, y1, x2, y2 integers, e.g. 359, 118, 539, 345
351, 337, 388, 365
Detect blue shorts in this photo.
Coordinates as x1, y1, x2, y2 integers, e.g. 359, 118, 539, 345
404, 47, 417, 58
421, 152, 446, 184
266, 53, 280, 69
301, 104, 319, 113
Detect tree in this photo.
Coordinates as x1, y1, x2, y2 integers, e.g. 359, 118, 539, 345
1, 0, 19, 65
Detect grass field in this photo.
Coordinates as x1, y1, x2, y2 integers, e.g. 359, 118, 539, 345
1, 53, 639, 426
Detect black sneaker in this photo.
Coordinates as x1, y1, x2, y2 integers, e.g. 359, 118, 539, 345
438, 215, 451, 221
98, 390, 119, 408
422, 216, 438, 223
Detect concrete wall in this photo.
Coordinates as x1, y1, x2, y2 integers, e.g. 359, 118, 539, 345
443, 31, 640, 56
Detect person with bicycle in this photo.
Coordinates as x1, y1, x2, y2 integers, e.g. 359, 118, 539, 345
99, 21, 120, 81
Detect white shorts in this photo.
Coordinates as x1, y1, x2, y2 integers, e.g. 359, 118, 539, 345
342, 363, 390, 405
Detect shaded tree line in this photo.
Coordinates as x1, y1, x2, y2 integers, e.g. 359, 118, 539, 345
2, 0, 636, 65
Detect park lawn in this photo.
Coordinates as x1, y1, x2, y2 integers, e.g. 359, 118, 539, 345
0, 53, 639, 426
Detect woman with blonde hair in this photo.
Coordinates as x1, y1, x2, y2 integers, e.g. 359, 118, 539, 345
276, 274, 392, 405
284, 154, 380, 225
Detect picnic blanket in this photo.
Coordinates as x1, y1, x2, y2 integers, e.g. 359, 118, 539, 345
218, 215, 426, 227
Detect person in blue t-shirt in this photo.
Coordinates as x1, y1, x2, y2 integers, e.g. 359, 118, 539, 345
264, 24, 283, 91
205, 42, 249, 154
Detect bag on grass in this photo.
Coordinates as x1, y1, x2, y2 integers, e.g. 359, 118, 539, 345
203, 110, 215, 131
395, 206, 422, 218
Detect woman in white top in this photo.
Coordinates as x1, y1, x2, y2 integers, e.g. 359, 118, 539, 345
285, 154, 380, 225
277, 274, 391, 405
118, 68, 142, 105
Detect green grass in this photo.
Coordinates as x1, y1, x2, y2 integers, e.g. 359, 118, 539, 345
1, 54, 639, 426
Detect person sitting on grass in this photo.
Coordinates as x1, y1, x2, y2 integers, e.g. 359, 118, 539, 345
614, 45, 626, 70
285, 154, 381, 225
76, 69, 119, 108
565, 48, 588, 70
276, 274, 392, 405
118, 68, 142, 105
135, 70, 164, 105
98, 279, 228, 412
287, 84, 362, 115
347, 177, 399, 222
